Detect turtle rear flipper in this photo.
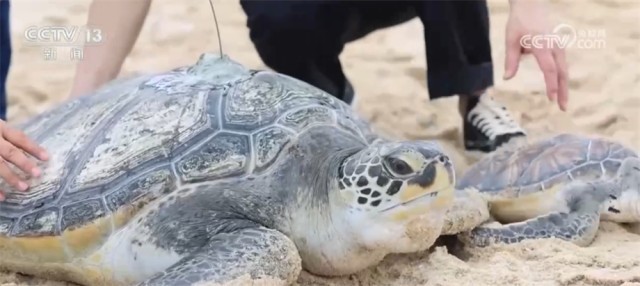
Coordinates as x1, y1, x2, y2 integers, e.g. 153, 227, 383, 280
461, 180, 614, 247
137, 227, 301, 286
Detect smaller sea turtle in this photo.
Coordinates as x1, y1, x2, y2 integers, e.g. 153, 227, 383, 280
441, 133, 640, 247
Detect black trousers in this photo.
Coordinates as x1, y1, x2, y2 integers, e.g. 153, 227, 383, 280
0, 0, 10, 120
240, 0, 494, 104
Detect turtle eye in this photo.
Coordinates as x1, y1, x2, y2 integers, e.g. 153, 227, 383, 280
384, 157, 413, 176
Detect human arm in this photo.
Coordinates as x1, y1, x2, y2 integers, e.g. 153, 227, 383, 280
504, 0, 569, 111
68, 0, 151, 99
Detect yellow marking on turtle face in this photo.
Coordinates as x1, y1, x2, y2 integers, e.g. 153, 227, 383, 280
391, 205, 426, 221
400, 164, 452, 202
391, 185, 454, 221
489, 184, 563, 223
433, 185, 455, 210
390, 164, 454, 222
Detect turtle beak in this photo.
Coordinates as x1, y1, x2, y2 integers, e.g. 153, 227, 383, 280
405, 156, 454, 209
384, 156, 456, 220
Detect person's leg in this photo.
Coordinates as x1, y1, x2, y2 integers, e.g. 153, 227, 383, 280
240, 1, 352, 103
0, 0, 10, 121
415, 1, 526, 155
240, 1, 416, 105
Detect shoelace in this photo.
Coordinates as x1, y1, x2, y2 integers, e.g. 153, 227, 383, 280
467, 95, 525, 140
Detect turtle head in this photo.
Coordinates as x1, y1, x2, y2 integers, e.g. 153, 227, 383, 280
332, 140, 456, 252
603, 157, 640, 222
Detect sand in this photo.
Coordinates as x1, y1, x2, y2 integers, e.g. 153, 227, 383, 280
3, 0, 640, 285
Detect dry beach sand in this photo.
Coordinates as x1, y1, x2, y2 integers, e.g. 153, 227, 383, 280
3, 0, 640, 285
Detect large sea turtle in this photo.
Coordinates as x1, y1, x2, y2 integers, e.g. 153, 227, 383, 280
0, 53, 457, 286
441, 133, 640, 247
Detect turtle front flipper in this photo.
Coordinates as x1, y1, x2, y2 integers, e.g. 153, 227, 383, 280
441, 187, 491, 235
462, 211, 601, 247
461, 180, 614, 247
136, 227, 301, 286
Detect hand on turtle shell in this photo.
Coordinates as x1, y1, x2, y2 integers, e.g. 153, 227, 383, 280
0, 120, 49, 200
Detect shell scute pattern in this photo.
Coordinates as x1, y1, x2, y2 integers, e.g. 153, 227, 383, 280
11, 208, 58, 236
18, 100, 83, 142
274, 73, 341, 110
71, 88, 212, 190
458, 134, 639, 197
1, 165, 178, 236
455, 148, 518, 194
0, 66, 222, 236
277, 106, 336, 132
0, 217, 14, 235
176, 132, 251, 184
61, 199, 106, 231
252, 126, 295, 173
141, 67, 215, 95
0, 83, 142, 210
602, 160, 623, 177
18, 74, 153, 141
513, 139, 591, 187
221, 70, 344, 132
104, 168, 176, 213
0, 55, 372, 239
222, 72, 289, 132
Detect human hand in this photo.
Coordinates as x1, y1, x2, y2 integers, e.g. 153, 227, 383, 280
504, 0, 569, 111
0, 120, 49, 201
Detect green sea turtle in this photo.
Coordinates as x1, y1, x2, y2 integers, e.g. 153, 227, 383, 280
0, 53, 457, 286
440, 133, 640, 247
